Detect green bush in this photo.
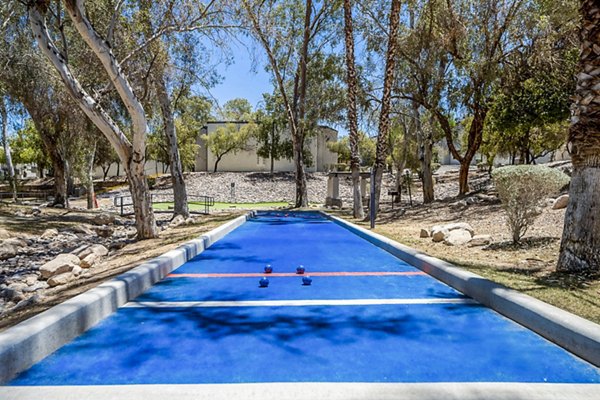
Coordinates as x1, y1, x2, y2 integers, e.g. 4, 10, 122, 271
492, 165, 570, 243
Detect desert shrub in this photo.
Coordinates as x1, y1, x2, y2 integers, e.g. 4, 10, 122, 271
492, 165, 570, 243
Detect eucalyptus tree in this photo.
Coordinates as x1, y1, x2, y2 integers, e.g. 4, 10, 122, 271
558, 0, 600, 273
241, 0, 341, 207
27, 0, 225, 238
0, 96, 17, 201
0, 4, 78, 206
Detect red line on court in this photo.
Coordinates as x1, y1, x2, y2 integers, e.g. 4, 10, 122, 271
167, 271, 426, 278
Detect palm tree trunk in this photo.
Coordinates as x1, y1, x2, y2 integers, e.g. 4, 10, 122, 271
557, 0, 600, 273
373, 0, 401, 217
343, 0, 365, 219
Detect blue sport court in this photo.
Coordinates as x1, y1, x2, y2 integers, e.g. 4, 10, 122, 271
4, 212, 600, 397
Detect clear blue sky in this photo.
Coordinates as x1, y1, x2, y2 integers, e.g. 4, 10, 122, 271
207, 38, 348, 136
208, 39, 272, 112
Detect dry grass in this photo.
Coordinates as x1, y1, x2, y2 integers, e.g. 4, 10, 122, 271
0, 207, 244, 331
333, 201, 600, 324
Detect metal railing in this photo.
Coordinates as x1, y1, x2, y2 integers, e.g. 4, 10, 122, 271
113, 193, 214, 216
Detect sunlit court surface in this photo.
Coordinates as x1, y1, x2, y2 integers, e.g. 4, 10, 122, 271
4, 212, 600, 399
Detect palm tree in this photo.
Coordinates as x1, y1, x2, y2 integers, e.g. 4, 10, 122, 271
343, 0, 365, 219
557, 0, 600, 272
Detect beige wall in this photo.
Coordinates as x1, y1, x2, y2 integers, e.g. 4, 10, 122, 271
196, 122, 338, 173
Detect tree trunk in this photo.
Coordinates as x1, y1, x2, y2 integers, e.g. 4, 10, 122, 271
343, 0, 365, 219
458, 160, 471, 196
0, 99, 17, 202
214, 156, 221, 173
372, 0, 401, 216
51, 155, 68, 207
86, 142, 96, 209
29, 2, 157, 238
557, 0, 600, 273
293, 138, 308, 207
124, 155, 157, 238
416, 106, 434, 203
155, 75, 189, 218
422, 140, 434, 203
270, 123, 275, 176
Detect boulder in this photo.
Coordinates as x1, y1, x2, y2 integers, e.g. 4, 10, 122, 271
70, 244, 91, 257
40, 228, 59, 240
185, 217, 195, 225
443, 222, 475, 237
71, 224, 96, 236
24, 275, 39, 286
3, 238, 28, 248
449, 200, 468, 211
39, 253, 80, 279
468, 235, 493, 247
92, 225, 114, 238
0, 243, 16, 260
0, 228, 11, 239
93, 213, 115, 225
419, 228, 429, 238
78, 244, 109, 259
444, 229, 473, 246
552, 194, 569, 210
170, 215, 186, 228
431, 229, 448, 242
48, 272, 76, 287
80, 253, 100, 269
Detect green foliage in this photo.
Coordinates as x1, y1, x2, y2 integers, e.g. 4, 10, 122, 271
326, 132, 375, 166
147, 95, 212, 171
221, 98, 253, 121
9, 119, 49, 169
492, 165, 570, 243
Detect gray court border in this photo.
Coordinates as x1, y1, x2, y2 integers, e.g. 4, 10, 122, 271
321, 211, 600, 367
0, 212, 253, 384
1, 382, 599, 400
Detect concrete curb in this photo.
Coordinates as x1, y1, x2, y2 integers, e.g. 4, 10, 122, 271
0, 213, 251, 384
2, 382, 599, 400
322, 212, 600, 367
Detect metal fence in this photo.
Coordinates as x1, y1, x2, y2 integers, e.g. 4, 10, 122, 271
113, 194, 215, 216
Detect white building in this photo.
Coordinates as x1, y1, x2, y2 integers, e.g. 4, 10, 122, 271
195, 121, 338, 173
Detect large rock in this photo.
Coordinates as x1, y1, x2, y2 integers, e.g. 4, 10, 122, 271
0, 243, 16, 260
170, 215, 186, 228
93, 213, 115, 226
92, 225, 114, 238
40, 228, 59, 240
431, 229, 449, 242
80, 253, 100, 269
444, 229, 473, 246
78, 244, 109, 259
0, 228, 12, 239
39, 253, 81, 279
443, 222, 475, 237
71, 224, 96, 236
48, 272, 76, 287
552, 194, 569, 210
3, 238, 28, 248
469, 235, 493, 247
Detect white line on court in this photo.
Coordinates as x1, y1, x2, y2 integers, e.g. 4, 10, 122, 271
123, 298, 478, 308
2, 382, 599, 400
